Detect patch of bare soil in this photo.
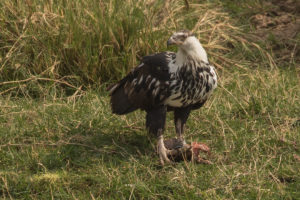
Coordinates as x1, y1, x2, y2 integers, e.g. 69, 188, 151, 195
250, 0, 300, 64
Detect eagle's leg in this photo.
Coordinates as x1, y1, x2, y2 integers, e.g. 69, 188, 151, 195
174, 107, 191, 145
146, 106, 171, 165
157, 131, 171, 165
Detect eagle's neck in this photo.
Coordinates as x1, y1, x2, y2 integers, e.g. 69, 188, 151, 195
176, 37, 208, 65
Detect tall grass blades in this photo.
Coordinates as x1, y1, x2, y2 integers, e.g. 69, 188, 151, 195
1, 0, 274, 97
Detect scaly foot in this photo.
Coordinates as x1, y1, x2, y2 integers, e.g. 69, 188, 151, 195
157, 135, 171, 165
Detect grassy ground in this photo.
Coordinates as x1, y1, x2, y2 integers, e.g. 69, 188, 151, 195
1, 0, 300, 199
1, 66, 299, 199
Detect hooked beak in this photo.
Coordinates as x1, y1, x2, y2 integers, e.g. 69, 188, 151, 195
167, 37, 176, 46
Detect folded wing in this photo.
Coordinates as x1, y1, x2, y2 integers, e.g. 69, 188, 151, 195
108, 52, 174, 114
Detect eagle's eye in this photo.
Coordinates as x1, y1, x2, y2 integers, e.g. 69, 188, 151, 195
176, 34, 188, 41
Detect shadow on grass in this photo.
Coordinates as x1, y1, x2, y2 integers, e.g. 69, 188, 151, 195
42, 123, 155, 170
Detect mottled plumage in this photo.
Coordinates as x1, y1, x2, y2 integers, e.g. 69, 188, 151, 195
108, 30, 217, 165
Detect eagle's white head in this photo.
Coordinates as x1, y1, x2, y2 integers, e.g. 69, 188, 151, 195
167, 30, 208, 63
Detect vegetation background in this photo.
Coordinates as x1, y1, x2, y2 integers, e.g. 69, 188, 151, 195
0, 0, 299, 199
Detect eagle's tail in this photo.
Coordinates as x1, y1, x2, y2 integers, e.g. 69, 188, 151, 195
107, 81, 137, 115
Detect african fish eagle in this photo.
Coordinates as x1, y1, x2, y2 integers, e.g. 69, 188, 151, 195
108, 30, 217, 165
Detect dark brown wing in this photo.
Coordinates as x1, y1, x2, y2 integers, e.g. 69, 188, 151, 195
108, 52, 175, 114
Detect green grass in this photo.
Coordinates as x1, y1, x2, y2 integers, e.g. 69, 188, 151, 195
1, 0, 300, 199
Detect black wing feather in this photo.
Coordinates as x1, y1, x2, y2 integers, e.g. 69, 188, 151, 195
142, 52, 171, 81
108, 52, 174, 113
